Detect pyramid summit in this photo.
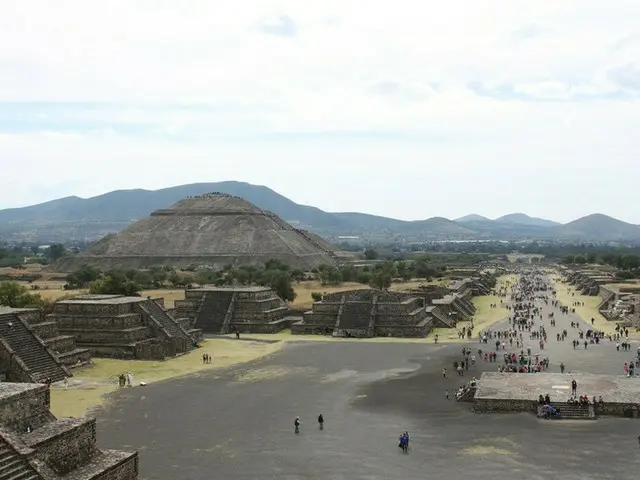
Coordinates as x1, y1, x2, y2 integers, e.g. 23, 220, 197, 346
54, 192, 340, 272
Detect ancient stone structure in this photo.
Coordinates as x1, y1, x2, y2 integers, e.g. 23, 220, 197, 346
565, 269, 615, 296
0, 308, 71, 384
53, 193, 342, 272
46, 295, 201, 360
292, 289, 432, 337
174, 287, 294, 334
473, 372, 640, 418
598, 285, 640, 325
0, 382, 138, 479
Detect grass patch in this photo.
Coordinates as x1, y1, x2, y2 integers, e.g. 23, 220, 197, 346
552, 278, 618, 334
50, 338, 283, 418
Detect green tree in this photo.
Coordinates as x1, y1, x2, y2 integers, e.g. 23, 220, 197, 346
369, 270, 392, 290
45, 244, 66, 261
90, 270, 141, 296
364, 248, 378, 260
259, 270, 296, 302
0, 280, 43, 308
396, 261, 412, 282
66, 265, 101, 289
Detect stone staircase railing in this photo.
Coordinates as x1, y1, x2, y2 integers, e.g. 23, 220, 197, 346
331, 295, 347, 337
367, 295, 378, 337
220, 292, 237, 334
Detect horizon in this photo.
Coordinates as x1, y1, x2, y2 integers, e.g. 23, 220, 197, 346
1, 1, 639, 223
0, 180, 634, 225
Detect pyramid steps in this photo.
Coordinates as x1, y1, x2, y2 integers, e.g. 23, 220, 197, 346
0, 314, 68, 383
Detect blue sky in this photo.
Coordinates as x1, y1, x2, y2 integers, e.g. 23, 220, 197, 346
1, 1, 639, 223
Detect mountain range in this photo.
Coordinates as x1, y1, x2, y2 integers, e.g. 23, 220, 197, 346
0, 181, 639, 244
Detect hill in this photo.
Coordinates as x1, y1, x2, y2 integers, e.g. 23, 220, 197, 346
495, 213, 560, 227
455, 214, 491, 223
0, 182, 639, 243
552, 214, 640, 242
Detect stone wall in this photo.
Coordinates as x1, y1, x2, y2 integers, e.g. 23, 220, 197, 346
0, 341, 34, 383
0, 385, 54, 433
473, 398, 538, 414
26, 418, 97, 474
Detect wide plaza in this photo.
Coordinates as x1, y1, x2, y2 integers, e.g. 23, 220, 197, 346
91, 274, 640, 480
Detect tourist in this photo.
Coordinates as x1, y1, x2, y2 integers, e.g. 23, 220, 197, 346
294, 416, 300, 434
571, 379, 577, 396
317, 414, 324, 430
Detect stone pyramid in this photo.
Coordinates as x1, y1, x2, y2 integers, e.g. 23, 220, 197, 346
54, 193, 339, 271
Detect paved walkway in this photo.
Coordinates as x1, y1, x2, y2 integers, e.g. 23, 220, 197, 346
483, 274, 634, 376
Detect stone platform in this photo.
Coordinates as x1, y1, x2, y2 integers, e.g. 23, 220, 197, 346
474, 372, 640, 416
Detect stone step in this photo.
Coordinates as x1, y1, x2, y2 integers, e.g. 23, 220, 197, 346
0, 313, 68, 383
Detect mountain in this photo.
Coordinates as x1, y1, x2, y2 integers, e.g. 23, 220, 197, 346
0, 182, 638, 244
553, 214, 640, 242
455, 214, 491, 223
495, 213, 560, 227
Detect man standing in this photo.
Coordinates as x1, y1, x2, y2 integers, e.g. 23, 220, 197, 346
571, 379, 577, 396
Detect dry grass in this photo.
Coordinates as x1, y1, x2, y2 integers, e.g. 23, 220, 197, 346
552, 278, 618, 334
430, 274, 516, 342
49, 338, 282, 418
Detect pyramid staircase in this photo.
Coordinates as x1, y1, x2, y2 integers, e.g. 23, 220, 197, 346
194, 292, 233, 333
538, 402, 596, 420
0, 383, 138, 479
146, 300, 194, 341
333, 298, 372, 338
0, 313, 69, 383
0, 434, 39, 480
426, 306, 455, 328
451, 297, 473, 320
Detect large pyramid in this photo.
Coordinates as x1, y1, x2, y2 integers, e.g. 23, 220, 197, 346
54, 193, 340, 272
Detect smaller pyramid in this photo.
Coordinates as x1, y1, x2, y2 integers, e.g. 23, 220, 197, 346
54, 193, 339, 272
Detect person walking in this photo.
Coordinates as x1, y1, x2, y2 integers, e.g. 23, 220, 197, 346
294, 416, 300, 434
317, 414, 324, 430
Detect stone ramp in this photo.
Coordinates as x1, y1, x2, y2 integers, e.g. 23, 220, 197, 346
0, 313, 68, 383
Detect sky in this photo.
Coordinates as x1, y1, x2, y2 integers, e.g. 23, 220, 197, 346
1, 1, 639, 223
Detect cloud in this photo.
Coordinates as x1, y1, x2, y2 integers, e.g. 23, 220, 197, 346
608, 62, 640, 93
0, 0, 639, 223
259, 14, 297, 37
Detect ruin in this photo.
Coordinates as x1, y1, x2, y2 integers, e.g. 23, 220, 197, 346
292, 272, 498, 338
0, 308, 72, 384
565, 269, 615, 295
0, 382, 138, 479
46, 295, 201, 360
291, 289, 432, 337
174, 286, 295, 334
53, 193, 342, 272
